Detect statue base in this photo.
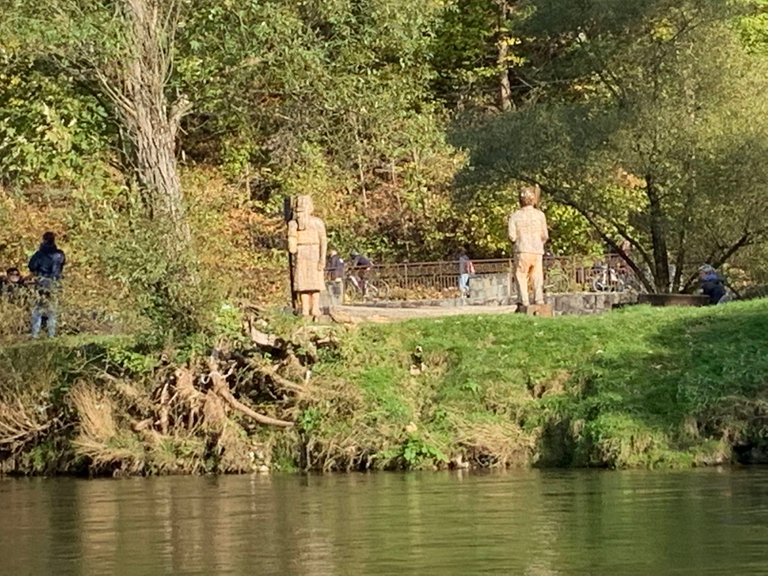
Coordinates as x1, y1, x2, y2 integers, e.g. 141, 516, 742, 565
517, 303, 554, 317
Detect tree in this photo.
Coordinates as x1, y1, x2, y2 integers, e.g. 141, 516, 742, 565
431, 0, 530, 111
173, 0, 463, 260
3, 0, 192, 251
456, 0, 768, 292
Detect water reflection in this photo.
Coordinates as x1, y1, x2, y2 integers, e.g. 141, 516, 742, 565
2, 469, 768, 575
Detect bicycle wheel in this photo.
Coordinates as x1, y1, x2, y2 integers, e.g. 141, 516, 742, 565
365, 282, 380, 299
375, 280, 391, 299
344, 277, 362, 301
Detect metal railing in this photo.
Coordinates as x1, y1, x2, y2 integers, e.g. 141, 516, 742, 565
332, 254, 643, 300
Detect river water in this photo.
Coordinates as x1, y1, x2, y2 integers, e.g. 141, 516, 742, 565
2, 469, 767, 575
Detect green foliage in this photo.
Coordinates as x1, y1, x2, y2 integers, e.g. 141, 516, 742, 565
431, 0, 530, 108
456, 0, 768, 290
104, 343, 158, 376
93, 206, 217, 339
401, 433, 449, 467
0, 55, 111, 184
298, 407, 323, 435
738, 0, 768, 52
2, 0, 768, 299
174, 0, 462, 260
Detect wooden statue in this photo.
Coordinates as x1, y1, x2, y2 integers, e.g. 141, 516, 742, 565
287, 195, 327, 319
508, 185, 549, 306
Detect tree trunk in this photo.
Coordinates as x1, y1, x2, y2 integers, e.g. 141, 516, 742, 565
496, 0, 512, 112
129, 100, 190, 248
123, 0, 190, 249
645, 174, 670, 293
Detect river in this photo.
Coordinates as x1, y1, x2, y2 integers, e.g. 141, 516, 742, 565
2, 469, 767, 575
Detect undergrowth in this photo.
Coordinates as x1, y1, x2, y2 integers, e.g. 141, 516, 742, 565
2, 299, 768, 475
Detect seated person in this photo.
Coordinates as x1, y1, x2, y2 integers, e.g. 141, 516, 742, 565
1, 267, 26, 300
698, 264, 726, 305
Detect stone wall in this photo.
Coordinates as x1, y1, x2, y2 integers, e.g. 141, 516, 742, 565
468, 272, 637, 314
545, 291, 637, 315
468, 272, 511, 302
335, 270, 637, 316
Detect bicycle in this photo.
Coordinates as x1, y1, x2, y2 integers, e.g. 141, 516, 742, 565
344, 270, 390, 301
589, 262, 625, 292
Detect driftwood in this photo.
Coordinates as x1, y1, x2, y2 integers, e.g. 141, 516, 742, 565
158, 380, 170, 435
249, 326, 279, 349
0, 397, 53, 448
208, 355, 294, 428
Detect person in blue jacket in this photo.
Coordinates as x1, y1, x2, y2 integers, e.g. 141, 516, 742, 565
698, 264, 726, 305
28, 231, 66, 337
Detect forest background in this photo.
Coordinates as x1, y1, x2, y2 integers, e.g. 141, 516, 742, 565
2, 0, 768, 337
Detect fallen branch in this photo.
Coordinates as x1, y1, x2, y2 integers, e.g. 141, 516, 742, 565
248, 326, 279, 349
208, 356, 294, 428
266, 368, 309, 395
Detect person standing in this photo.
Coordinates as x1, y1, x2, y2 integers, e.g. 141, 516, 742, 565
326, 249, 345, 304
458, 248, 474, 298
28, 231, 66, 338
508, 186, 549, 306
350, 251, 372, 297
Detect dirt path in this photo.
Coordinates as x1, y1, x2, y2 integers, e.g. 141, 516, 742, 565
332, 302, 520, 322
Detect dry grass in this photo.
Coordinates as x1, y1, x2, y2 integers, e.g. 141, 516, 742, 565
451, 416, 535, 468
0, 300, 29, 340
69, 382, 146, 474
0, 393, 52, 454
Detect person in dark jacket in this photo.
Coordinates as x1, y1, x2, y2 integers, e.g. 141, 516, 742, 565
28, 231, 66, 338
326, 249, 345, 303
350, 251, 372, 297
698, 264, 726, 305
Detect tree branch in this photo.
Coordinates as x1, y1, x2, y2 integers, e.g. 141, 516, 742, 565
533, 180, 655, 292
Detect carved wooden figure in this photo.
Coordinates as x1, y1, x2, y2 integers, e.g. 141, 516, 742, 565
507, 186, 549, 307
287, 195, 327, 319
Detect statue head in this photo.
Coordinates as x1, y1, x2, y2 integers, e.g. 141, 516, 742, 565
519, 186, 538, 207
295, 195, 314, 230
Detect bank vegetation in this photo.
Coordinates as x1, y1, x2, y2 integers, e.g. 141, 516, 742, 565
2, 299, 768, 476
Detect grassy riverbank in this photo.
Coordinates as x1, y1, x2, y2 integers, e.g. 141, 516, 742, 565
310, 298, 768, 470
2, 300, 768, 475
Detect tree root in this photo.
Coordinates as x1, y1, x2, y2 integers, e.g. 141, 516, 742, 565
208, 355, 294, 428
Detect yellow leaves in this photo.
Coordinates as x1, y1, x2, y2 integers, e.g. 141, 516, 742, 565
651, 18, 676, 42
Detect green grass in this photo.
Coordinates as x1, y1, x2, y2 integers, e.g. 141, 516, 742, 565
4, 300, 768, 473
313, 299, 768, 469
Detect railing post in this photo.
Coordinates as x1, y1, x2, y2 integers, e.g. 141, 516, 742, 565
570, 254, 576, 291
